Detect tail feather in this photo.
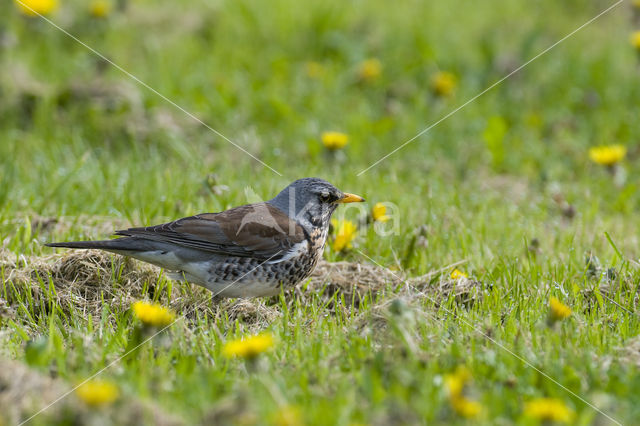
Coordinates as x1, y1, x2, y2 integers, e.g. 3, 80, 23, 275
46, 238, 144, 251
46, 238, 213, 272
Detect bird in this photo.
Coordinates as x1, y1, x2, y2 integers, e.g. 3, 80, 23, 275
46, 178, 365, 298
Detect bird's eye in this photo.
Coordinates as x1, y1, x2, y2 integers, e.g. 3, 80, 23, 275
319, 192, 330, 202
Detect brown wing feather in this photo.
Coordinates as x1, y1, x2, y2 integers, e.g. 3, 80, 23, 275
115, 203, 306, 260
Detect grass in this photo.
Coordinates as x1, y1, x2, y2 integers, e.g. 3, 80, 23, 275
2, 0, 640, 424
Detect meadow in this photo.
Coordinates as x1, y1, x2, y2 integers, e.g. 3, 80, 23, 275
1, 0, 640, 424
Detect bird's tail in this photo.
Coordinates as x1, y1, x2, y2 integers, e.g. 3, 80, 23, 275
45, 239, 145, 251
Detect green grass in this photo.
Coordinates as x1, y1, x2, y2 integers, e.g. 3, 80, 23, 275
2, 0, 640, 424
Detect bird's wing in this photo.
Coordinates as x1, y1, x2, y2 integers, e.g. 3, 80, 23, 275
115, 203, 307, 261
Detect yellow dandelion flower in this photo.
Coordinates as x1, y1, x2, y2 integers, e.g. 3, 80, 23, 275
524, 398, 574, 423
75, 380, 119, 407
444, 366, 472, 398
444, 367, 481, 418
444, 374, 465, 399
14, 0, 58, 16
358, 58, 382, 82
371, 202, 389, 222
305, 61, 324, 79
132, 301, 176, 327
430, 71, 457, 97
223, 333, 274, 359
321, 131, 349, 150
451, 396, 482, 418
634, 0, 640, 8
631, 31, 640, 50
588, 144, 626, 166
549, 297, 571, 322
450, 269, 468, 280
331, 219, 357, 252
273, 405, 302, 426
89, 0, 112, 18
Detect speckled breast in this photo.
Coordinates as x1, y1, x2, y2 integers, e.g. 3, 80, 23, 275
205, 225, 328, 292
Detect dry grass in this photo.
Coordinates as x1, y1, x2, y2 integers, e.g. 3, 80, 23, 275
1, 249, 483, 329
305, 260, 403, 304
1, 248, 177, 320
307, 259, 483, 304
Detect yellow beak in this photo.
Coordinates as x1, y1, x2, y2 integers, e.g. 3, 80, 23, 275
337, 192, 365, 203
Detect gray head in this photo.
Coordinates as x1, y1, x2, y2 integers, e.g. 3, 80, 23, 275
268, 178, 365, 229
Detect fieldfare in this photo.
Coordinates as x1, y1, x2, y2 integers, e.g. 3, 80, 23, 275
46, 178, 365, 298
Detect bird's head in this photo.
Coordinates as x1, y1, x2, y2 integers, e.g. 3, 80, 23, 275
268, 178, 365, 229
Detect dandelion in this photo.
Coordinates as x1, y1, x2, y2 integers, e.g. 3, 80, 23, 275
444, 366, 482, 418
305, 61, 324, 79
524, 398, 574, 423
331, 219, 357, 252
223, 333, 274, 359
371, 202, 389, 223
444, 366, 472, 398
132, 301, 176, 327
631, 31, 640, 50
273, 405, 302, 426
634, 0, 640, 8
75, 379, 119, 407
358, 58, 382, 82
321, 131, 348, 150
548, 297, 571, 323
588, 144, 626, 166
89, 0, 111, 18
430, 71, 457, 97
451, 396, 482, 418
450, 269, 468, 280
14, 0, 58, 16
